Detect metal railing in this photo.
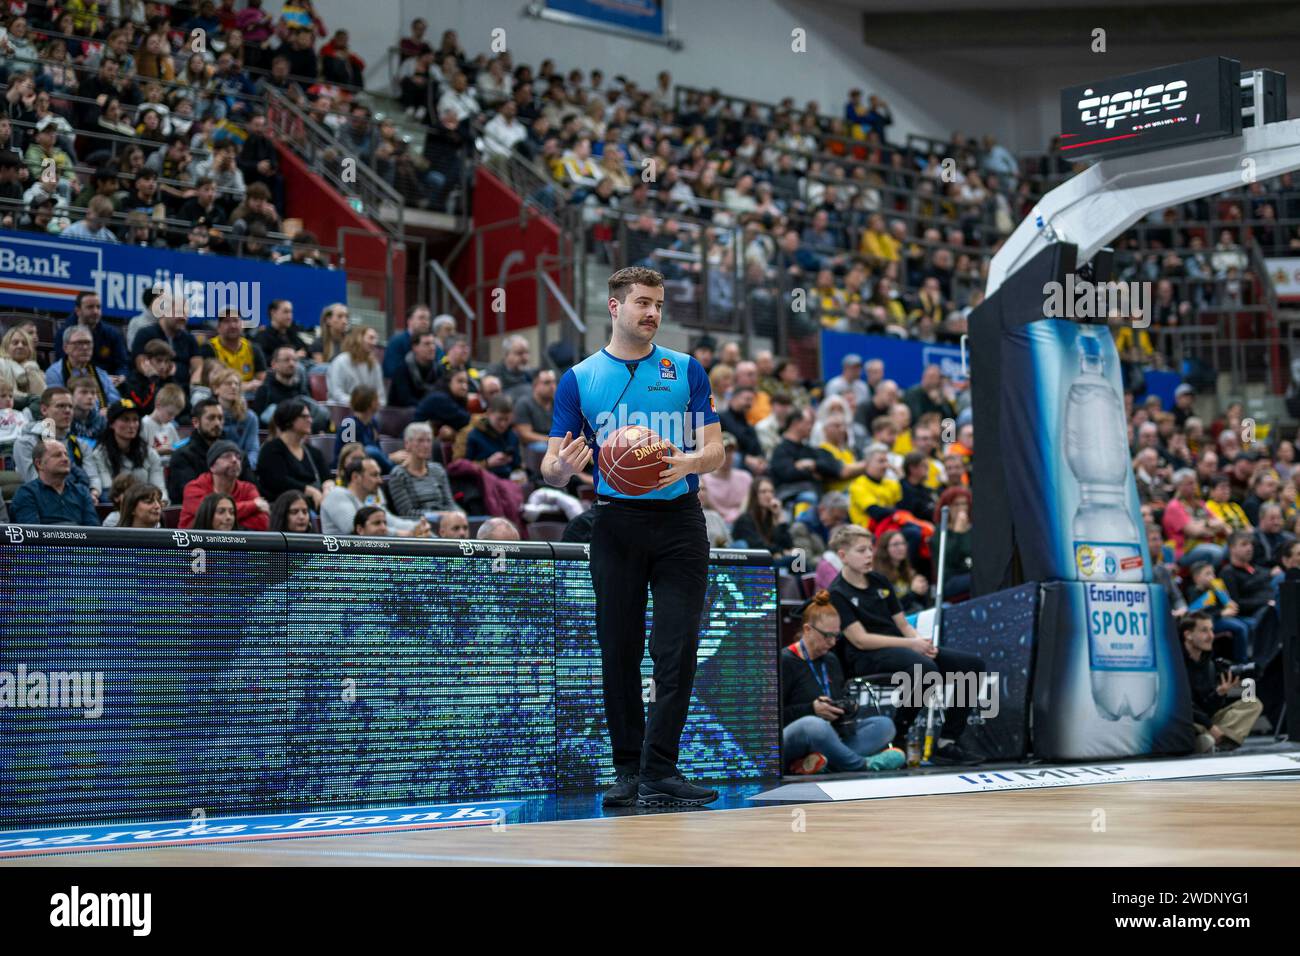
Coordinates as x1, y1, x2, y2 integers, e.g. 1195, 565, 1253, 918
446, 211, 581, 362
263, 85, 405, 241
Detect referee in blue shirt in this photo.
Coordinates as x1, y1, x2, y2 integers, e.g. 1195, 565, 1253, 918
543, 267, 725, 808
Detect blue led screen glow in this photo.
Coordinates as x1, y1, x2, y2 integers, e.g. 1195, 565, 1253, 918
0, 529, 779, 828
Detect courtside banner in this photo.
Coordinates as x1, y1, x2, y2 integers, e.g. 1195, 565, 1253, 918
0, 801, 525, 857
813, 752, 1300, 801
0, 228, 346, 325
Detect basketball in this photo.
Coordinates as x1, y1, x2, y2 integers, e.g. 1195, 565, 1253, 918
598, 425, 671, 496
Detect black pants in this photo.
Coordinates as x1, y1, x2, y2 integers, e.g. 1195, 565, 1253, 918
589, 494, 710, 780
849, 645, 987, 745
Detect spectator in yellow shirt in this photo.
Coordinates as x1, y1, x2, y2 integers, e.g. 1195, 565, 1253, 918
66, 0, 103, 35
858, 213, 900, 266
908, 278, 946, 327
1112, 322, 1155, 365
560, 136, 602, 189
911, 421, 948, 490
818, 412, 868, 493
1205, 473, 1252, 540
848, 448, 901, 527
890, 403, 913, 456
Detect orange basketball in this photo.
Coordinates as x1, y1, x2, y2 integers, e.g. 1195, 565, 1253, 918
598, 425, 672, 496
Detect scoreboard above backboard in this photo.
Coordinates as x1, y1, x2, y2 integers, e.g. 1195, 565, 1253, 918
1059, 57, 1242, 161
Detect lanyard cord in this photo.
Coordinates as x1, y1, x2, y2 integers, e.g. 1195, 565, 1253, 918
798, 639, 831, 697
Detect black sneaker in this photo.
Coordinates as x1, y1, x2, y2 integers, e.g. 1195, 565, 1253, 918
636, 775, 719, 807
930, 742, 983, 766
602, 771, 640, 807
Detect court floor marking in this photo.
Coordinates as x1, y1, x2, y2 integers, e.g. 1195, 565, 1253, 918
9, 753, 1299, 862
190, 844, 630, 866
11, 780, 1299, 866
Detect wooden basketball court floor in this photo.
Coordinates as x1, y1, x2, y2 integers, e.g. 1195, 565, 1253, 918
6, 778, 1300, 866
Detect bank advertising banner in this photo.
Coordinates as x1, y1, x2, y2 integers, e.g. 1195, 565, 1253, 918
0, 228, 346, 326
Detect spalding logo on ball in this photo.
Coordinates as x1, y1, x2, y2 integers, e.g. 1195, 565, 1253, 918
598, 425, 672, 496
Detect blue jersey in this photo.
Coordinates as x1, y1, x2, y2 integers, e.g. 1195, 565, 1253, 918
550, 343, 719, 500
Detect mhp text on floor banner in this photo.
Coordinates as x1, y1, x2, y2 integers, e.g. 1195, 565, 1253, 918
0, 228, 346, 325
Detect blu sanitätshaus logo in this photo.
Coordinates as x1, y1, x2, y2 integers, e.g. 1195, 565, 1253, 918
0, 232, 102, 309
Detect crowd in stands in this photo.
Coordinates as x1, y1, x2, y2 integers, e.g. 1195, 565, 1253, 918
0, 283, 568, 544
402, 24, 1020, 342
394, 22, 1300, 369
0, 0, 356, 258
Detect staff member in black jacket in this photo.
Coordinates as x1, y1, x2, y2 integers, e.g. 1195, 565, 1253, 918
782, 590, 903, 774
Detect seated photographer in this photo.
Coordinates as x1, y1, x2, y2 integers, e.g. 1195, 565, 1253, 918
782, 590, 905, 775
1180, 611, 1263, 753
827, 523, 986, 763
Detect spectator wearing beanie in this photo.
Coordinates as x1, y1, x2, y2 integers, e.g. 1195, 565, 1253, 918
179, 439, 270, 530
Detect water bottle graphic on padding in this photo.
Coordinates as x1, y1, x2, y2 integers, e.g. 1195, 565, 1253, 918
1064, 329, 1145, 583
1084, 581, 1159, 721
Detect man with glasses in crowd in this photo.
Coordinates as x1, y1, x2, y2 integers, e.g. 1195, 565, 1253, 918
45, 325, 120, 408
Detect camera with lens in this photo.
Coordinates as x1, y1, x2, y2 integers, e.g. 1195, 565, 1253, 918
1214, 659, 1255, 678
829, 696, 859, 723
